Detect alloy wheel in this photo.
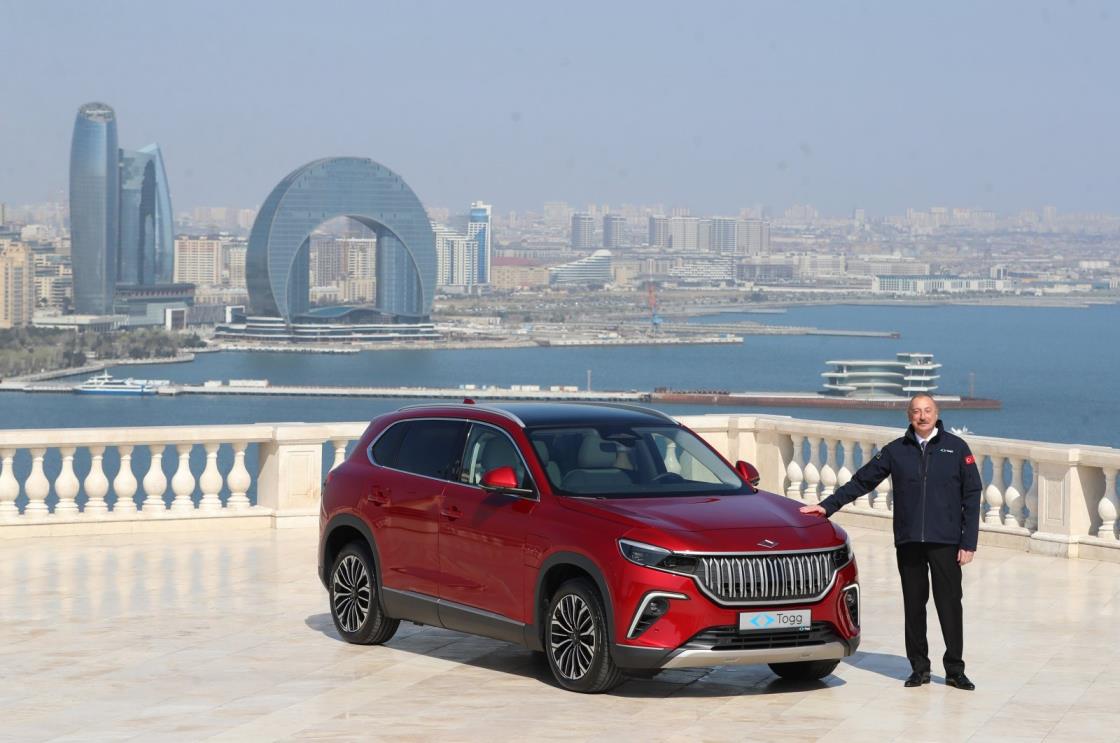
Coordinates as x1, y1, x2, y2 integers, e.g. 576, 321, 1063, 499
550, 593, 596, 680
332, 554, 371, 633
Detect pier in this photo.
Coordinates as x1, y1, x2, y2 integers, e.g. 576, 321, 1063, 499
0, 379, 1000, 409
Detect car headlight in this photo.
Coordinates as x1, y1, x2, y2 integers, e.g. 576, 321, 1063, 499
832, 538, 854, 569
619, 539, 698, 574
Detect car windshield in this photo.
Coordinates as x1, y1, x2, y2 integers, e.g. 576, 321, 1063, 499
527, 424, 748, 498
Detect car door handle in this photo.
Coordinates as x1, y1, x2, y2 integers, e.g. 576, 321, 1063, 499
366, 488, 389, 506
441, 505, 462, 520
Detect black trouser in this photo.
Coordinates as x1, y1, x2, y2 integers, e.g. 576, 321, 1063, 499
895, 542, 964, 675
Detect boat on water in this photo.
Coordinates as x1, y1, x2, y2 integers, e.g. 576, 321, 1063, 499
74, 371, 171, 396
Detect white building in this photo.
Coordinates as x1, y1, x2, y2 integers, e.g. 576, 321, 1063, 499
173, 237, 222, 285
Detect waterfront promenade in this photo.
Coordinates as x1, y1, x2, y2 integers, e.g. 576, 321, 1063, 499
3, 525, 1118, 742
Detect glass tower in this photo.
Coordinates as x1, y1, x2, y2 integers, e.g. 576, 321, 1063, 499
467, 202, 491, 284
119, 144, 174, 286
70, 102, 119, 314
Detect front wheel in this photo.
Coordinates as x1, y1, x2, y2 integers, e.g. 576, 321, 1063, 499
768, 659, 840, 681
545, 578, 623, 693
329, 542, 399, 645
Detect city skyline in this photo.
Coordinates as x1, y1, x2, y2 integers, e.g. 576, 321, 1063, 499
3, 1, 1119, 216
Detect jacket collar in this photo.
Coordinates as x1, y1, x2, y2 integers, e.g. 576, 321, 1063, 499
905, 419, 945, 447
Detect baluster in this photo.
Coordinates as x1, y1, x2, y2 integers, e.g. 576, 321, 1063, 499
330, 438, 348, 471
853, 441, 873, 509
113, 445, 138, 514
819, 438, 837, 500
169, 444, 196, 513
984, 454, 1005, 525
802, 436, 821, 504
785, 434, 804, 500
25, 448, 50, 516
83, 445, 110, 516
1097, 467, 1118, 540
1024, 459, 1039, 532
142, 445, 168, 512
227, 442, 251, 510
836, 440, 854, 488
199, 443, 223, 512
54, 447, 80, 515
872, 442, 892, 510
1003, 457, 1025, 528
0, 449, 19, 518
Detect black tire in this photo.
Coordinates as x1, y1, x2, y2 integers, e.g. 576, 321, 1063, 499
545, 578, 623, 693
329, 542, 399, 645
768, 659, 840, 681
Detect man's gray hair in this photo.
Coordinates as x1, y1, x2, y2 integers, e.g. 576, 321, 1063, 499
908, 393, 938, 410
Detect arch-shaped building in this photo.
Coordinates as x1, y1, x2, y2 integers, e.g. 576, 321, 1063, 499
246, 157, 436, 322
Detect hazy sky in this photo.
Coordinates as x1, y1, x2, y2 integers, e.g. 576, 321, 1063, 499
2, 0, 1118, 216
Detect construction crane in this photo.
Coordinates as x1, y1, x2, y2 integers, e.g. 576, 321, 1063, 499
645, 281, 663, 331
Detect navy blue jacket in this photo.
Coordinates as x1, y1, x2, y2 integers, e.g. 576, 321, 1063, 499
819, 421, 983, 551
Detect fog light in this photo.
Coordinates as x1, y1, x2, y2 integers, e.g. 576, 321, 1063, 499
842, 584, 860, 628
627, 592, 686, 639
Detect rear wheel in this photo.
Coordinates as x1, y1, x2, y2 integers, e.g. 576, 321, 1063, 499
545, 578, 623, 693
768, 659, 840, 681
329, 542, 399, 645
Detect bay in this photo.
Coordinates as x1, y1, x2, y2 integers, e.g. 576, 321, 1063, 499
1, 302, 1117, 450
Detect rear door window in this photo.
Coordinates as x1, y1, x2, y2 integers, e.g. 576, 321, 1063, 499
392, 420, 469, 480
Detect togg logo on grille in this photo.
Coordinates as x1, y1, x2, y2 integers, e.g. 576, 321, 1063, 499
758, 539, 779, 549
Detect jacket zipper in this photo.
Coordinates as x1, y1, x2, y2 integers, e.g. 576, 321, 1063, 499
919, 441, 929, 542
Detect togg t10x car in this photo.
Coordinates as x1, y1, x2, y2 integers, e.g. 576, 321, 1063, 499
319, 402, 859, 693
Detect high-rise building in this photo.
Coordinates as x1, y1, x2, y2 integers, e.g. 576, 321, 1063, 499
467, 202, 492, 284
648, 215, 669, 248
173, 237, 222, 285
710, 217, 739, 255
570, 212, 595, 249
668, 217, 700, 251
0, 241, 35, 328
118, 144, 174, 286
433, 223, 478, 288
739, 219, 771, 256
224, 241, 248, 288
69, 102, 119, 314
603, 214, 626, 249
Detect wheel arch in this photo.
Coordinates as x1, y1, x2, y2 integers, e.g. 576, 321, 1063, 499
529, 551, 615, 652
321, 513, 381, 588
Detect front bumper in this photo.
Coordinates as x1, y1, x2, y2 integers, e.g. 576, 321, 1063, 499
613, 632, 859, 670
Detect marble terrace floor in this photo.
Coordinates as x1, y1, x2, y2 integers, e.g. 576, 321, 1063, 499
2, 525, 1119, 742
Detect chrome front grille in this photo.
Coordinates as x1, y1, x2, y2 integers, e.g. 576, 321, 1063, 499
697, 550, 839, 603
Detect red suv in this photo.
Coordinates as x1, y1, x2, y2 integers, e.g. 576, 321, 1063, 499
319, 402, 860, 692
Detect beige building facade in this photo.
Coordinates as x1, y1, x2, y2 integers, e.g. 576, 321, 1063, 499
0, 241, 35, 328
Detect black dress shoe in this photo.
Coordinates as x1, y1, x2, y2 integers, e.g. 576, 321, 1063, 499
945, 672, 975, 690
904, 671, 931, 687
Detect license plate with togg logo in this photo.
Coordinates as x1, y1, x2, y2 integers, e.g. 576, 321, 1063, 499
739, 609, 810, 631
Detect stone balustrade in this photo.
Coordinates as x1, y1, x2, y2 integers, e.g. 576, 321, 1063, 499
0, 422, 368, 536
2, 414, 1118, 563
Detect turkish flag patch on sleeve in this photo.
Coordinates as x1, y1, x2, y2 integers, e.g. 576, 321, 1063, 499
964, 454, 975, 465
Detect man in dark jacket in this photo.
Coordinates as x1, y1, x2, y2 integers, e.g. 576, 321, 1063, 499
800, 393, 982, 690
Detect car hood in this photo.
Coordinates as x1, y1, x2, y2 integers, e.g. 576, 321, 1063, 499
562, 489, 839, 550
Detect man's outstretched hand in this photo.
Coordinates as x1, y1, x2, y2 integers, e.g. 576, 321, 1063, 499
958, 549, 975, 566
799, 505, 826, 516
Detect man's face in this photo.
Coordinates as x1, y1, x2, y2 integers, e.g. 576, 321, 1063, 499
908, 397, 938, 439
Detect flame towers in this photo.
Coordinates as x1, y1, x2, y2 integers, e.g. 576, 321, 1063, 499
69, 102, 175, 315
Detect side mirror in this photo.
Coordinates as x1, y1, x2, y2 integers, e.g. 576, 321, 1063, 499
736, 460, 761, 487
481, 466, 520, 491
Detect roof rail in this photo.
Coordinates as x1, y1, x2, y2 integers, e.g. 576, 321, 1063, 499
393, 401, 526, 427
